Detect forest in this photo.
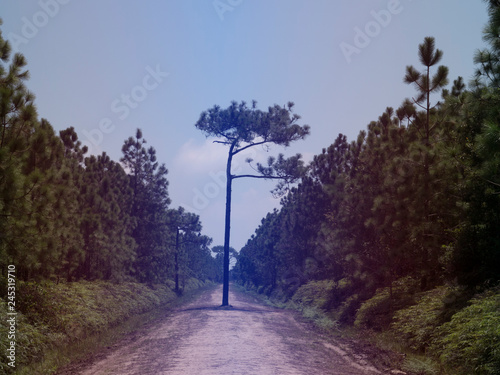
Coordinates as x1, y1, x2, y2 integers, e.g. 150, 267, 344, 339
1, 1, 500, 374
232, 5, 500, 289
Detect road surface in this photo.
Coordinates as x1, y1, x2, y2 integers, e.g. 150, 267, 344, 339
64, 284, 404, 375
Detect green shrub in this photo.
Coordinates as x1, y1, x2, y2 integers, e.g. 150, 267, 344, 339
183, 278, 205, 292
0, 298, 65, 374
291, 280, 336, 310
329, 278, 353, 308
354, 277, 418, 330
1, 298, 16, 374
354, 288, 394, 330
336, 294, 362, 324
434, 288, 500, 375
17, 281, 67, 329
301, 305, 339, 331
391, 286, 451, 352
401, 356, 440, 375
269, 286, 288, 303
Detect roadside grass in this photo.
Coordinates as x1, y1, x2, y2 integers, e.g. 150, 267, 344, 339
232, 283, 340, 333
360, 330, 444, 375
17, 301, 171, 375
402, 357, 440, 375
1, 279, 214, 375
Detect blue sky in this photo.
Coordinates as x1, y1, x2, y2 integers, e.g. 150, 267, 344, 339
1, 0, 489, 251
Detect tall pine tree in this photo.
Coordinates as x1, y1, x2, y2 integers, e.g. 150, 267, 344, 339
121, 129, 171, 283
195, 101, 309, 305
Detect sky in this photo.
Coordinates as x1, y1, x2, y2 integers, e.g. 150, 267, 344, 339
1, 0, 490, 251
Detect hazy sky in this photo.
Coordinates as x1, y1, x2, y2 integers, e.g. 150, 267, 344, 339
1, 0, 489, 251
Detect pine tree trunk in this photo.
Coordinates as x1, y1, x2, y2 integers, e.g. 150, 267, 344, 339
222, 144, 235, 306
175, 226, 179, 293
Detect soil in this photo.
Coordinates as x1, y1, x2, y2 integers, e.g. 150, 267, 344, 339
56, 284, 408, 375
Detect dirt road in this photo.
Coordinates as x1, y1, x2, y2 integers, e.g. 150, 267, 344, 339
69, 285, 403, 375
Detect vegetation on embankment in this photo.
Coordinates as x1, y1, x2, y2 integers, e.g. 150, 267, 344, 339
237, 280, 500, 375
0, 278, 212, 374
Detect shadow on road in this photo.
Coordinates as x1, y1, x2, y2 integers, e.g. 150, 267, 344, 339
179, 305, 272, 314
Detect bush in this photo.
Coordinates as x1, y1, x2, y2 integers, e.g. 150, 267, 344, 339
0, 298, 65, 374
269, 286, 288, 303
183, 278, 206, 292
354, 277, 418, 330
301, 306, 339, 331
434, 288, 500, 375
291, 280, 336, 310
329, 278, 353, 309
278, 280, 338, 332
391, 286, 450, 352
16, 281, 66, 328
336, 294, 362, 325
354, 288, 394, 330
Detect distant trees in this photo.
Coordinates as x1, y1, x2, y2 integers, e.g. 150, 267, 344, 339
211, 245, 237, 284
195, 100, 310, 305
233, 211, 281, 290
170, 207, 213, 292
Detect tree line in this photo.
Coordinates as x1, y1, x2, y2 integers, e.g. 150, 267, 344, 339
0, 20, 218, 287
233, 2, 500, 308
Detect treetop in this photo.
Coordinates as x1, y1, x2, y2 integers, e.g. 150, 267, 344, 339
195, 100, 310, 152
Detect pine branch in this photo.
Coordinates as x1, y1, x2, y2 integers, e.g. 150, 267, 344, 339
232, 174, 283, 180
213, 140, 233, 145
483, 177, 500, 188
413, 99, 427, 111
233, 139, 268, 155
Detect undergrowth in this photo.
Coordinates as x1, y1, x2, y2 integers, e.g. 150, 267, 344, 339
434, 287, 500, 375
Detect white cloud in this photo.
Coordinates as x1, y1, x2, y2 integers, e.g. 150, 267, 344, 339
173, 138, 228, 174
